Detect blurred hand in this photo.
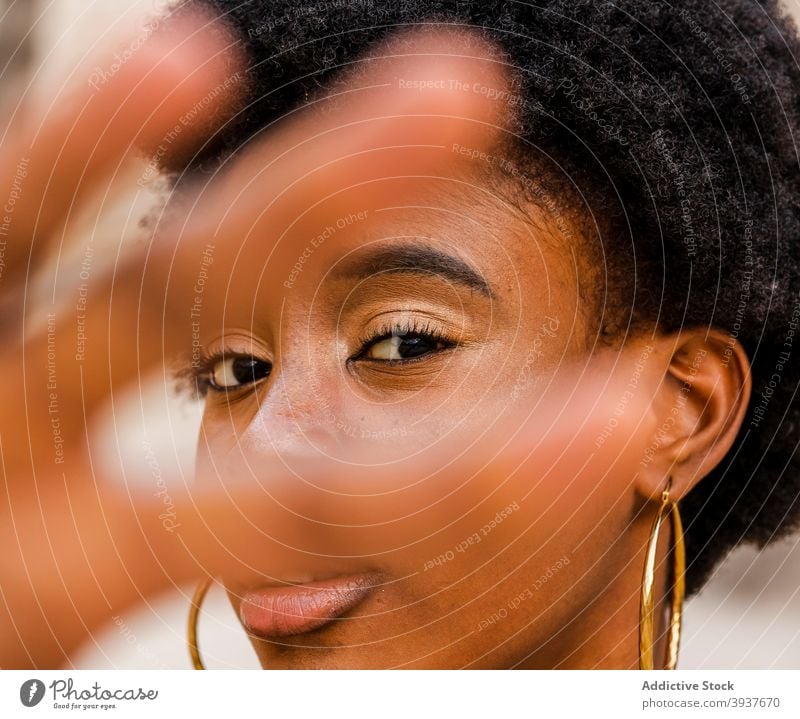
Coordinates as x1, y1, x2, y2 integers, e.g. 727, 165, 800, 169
0, 16, 659, 669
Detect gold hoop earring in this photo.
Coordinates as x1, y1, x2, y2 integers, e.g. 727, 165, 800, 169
188, 578, 213, 670
639, 479, 686, 670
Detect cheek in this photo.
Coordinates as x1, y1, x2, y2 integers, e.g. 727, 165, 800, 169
313, 351, 525, 454
194, 414, 242, 486
341, 448, 638, 660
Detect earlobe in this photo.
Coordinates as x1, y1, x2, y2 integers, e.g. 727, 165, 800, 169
636, 329, 752, 502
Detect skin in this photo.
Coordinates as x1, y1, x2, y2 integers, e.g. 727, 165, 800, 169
0, 19, 752, 670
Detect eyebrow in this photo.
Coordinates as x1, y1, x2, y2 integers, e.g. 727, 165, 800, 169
334, 244, 493, 297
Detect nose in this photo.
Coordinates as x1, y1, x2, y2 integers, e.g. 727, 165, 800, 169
237, 361, 341, 460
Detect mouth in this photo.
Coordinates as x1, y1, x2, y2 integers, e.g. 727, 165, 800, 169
238, 573, 379, 639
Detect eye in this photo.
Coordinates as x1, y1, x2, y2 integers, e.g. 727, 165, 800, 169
362, 331, 448, 361
209, 355, 272, 390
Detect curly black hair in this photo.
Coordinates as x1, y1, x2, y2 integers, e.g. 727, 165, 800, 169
167, 0, 800, 596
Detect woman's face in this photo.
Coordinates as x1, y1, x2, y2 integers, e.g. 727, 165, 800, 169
187, 168, 655, 668
175, 30, 670, 667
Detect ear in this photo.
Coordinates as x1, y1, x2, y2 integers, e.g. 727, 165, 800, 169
636, 328, 752, 502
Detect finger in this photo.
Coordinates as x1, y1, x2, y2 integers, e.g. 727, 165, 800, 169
176, 351, 661, 584
0, 7, 245, 288
142, 25, 515, 356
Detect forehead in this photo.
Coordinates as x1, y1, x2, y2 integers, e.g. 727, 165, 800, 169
195, 167, 573, 292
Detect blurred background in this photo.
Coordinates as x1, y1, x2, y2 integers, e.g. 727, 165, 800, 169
2, 0, 799, 669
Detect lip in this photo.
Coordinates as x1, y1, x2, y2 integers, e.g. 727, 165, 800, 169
239, 573, 378, 638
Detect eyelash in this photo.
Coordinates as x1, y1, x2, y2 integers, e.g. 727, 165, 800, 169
180, 319, 456, 398
352, 318, 456, 362
182, 348, 270, 399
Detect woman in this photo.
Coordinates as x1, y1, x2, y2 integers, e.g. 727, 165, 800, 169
2, 0, 799, 670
